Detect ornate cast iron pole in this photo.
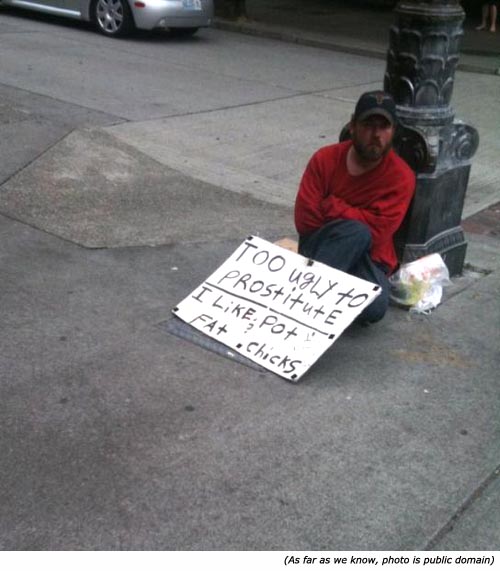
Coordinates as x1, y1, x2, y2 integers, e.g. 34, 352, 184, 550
385, 0, 479, 276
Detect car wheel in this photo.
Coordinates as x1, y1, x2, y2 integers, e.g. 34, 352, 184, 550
168, 27, 199, 37
94, 0, 134, 37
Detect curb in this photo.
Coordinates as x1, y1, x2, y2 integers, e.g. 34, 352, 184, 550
214, 19, 500, 76
214, 19, 387, 60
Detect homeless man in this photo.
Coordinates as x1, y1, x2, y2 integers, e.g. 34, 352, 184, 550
294, 91, 416, 323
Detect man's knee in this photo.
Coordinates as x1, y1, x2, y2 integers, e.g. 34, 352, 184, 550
338, 219, 371, 245
323, 219, 372, 251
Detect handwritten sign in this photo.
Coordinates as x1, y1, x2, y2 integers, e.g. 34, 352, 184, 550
173, 236, 381, 381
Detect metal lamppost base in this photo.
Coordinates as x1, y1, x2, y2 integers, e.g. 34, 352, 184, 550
384, 0, 479, 276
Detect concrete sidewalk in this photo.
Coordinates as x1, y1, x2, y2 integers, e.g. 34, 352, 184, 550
0, 15, 499, 551
1, 150, 499, 550
215, 0, 500, 75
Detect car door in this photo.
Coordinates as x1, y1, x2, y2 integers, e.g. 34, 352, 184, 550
57, 0, 88, 16
6, 0, 59, 10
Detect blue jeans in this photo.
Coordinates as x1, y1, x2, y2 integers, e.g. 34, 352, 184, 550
298, 220, 390, 323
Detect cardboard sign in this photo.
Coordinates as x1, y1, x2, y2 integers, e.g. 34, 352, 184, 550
173, 236, 381, 381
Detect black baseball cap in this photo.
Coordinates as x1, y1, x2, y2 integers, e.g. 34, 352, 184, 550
353, 91, 397, 126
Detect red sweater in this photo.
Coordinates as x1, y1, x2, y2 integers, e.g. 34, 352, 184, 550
295, 141, 415, 273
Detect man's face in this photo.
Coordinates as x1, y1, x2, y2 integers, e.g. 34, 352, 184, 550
350, 115, 395, 162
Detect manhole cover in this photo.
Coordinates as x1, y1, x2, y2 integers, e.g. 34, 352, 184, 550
158, 317, 267, 373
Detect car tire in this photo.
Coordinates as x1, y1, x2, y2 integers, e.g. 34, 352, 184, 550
168, 27, 199, 37
94, 0, 134, 37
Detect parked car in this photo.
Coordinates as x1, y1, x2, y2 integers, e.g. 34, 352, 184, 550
0, 0, 213, 37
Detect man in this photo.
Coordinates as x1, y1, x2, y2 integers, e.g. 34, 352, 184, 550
294, 91, 415, 323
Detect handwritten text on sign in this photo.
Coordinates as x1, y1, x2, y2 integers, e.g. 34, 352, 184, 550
173, 236, 381, 381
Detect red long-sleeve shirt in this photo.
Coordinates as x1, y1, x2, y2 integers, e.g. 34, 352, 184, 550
295, 141, 415, 273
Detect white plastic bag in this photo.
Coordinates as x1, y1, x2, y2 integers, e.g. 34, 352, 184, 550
389, 253, 451, 314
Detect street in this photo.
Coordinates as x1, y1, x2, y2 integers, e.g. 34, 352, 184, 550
0, 8, 499, 551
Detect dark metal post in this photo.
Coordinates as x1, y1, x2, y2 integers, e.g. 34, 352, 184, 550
385, 0, 479, 276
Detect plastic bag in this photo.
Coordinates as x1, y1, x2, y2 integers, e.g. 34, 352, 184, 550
389, 253, 451, 314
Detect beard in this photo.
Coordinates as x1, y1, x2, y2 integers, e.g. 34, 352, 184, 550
352, 137, 392, 163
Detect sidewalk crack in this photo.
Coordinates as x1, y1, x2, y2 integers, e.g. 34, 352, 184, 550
423, 463, 500, 550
